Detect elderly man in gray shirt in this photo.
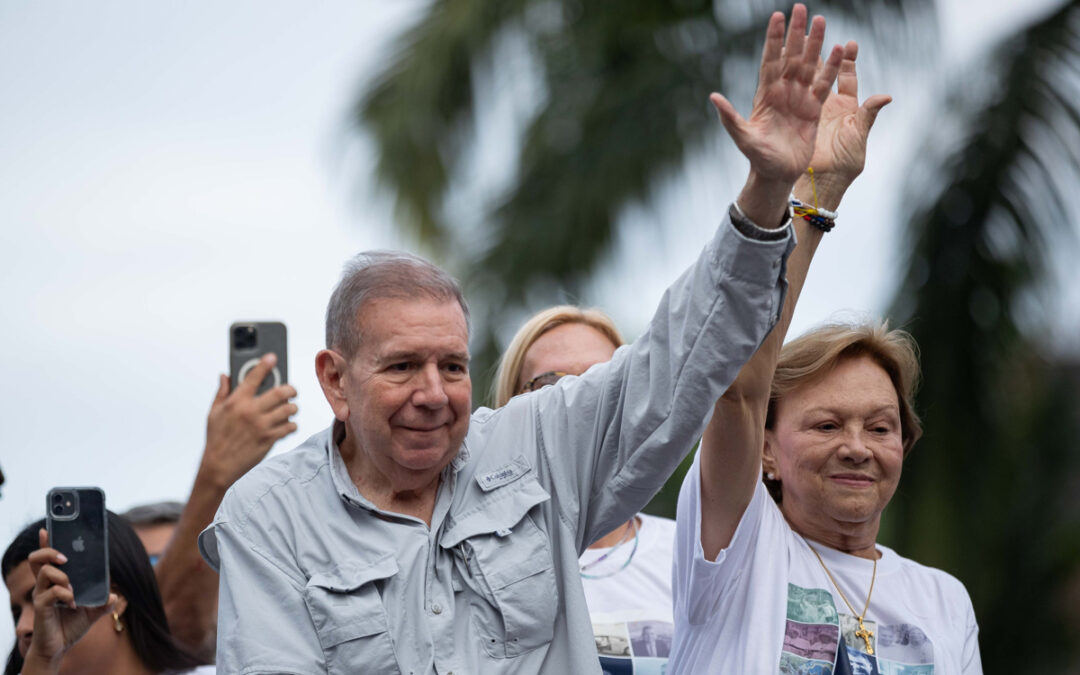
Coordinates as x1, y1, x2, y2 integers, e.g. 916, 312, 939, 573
199, 5, 848, 673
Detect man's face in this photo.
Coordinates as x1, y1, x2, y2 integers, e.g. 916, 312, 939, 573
132, 522, 177, 564
337, 297, 472, 484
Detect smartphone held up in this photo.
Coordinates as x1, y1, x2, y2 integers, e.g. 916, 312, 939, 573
229, 321, 288, 395
46, 487, 110, 607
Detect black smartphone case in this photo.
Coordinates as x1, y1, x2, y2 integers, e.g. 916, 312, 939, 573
229, 321, 288, 396
46, 487, 109, 607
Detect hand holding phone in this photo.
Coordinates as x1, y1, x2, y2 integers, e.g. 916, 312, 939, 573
25, 488, 117, 667
26, 528, 117, 666
203, 325, 298, 488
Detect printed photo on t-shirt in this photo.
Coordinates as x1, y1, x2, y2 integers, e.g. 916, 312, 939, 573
840, 646, 880, 675
598, 654, 634, 675
784, 619, 841, 661
628, 620, 672, 659
594, 621, 632, 657
877, 623, 934, 665
787, 583, 841, 624
780, 650, 834, 675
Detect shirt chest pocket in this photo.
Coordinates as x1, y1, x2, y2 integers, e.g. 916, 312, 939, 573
442, 474, 558, 659
303, 555, 401, 674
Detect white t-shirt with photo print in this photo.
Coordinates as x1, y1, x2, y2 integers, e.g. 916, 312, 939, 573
669, 453, 983, 675
579, 512, 676, 675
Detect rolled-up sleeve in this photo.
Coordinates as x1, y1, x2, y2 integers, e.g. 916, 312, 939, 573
208, 520, 324, 674
534, 211, 794, 552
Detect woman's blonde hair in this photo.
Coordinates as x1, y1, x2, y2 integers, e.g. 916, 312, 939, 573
763, 320, 924, 500
492, 305, 624, 408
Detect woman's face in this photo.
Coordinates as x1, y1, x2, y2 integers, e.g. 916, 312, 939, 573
6, 561, 35, 658
518, 322, 618, 393
5, 560, 121, 674
764, 355, 904, 539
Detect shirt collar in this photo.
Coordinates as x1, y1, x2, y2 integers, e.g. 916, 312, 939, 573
328, 421, 372, 508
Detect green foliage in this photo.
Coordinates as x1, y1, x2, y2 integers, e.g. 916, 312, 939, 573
884, 1, 1080, 670
354, 0, 932, 401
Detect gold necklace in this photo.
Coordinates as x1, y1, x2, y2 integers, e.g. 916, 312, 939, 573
805, 539, 878, 655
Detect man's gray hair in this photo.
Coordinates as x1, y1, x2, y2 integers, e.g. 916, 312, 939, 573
326, 250, 470, 357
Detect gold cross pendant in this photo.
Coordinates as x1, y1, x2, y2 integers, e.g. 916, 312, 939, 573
854, 619, 874, 655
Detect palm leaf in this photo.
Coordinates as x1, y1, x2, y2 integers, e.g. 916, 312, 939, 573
886, 1, 1080, 670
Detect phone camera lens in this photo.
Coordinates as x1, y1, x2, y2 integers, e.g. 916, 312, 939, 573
52, 504, 63, 515
233, 326, 258, 350
53, 494, 63, 503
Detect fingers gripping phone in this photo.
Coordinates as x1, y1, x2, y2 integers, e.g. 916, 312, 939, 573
229, 322, 288, 395
46, 487, 109, 607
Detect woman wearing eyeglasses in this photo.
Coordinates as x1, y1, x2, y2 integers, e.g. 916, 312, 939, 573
493, 306, 678, 671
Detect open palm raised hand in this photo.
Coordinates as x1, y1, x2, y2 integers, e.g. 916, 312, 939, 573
712, 4, 844, 186
806, 41, 892, 184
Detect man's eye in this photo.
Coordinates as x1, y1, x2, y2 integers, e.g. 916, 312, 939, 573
445, 363, 466, 373
390, 362, 411, 372
816, 422, 838, 431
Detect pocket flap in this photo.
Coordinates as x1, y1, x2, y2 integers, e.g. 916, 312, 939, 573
304, 555, 398, 647
483, 537, 553, 590
307, 553, 399, 593
440, 477, 550, 549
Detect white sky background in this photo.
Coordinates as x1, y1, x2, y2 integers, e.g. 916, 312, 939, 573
0, 0, 1072, 648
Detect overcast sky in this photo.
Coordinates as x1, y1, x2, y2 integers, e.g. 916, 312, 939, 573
0, 0, 1072, 648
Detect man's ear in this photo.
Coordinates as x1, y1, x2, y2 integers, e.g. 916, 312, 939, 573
315, 349, 351, 422
762, 428, 779, 478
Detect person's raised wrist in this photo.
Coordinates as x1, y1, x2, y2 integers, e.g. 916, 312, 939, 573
792, 170, 853, 212
194, 456, 234, 494
24, 642, 63, 673
737, 170, 796, 230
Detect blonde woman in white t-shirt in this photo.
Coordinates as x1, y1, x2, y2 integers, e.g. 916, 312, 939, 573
494, 305, 679, 672
669, 5, 982, 674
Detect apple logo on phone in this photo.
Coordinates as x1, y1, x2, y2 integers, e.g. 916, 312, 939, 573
72, 536, 85, 553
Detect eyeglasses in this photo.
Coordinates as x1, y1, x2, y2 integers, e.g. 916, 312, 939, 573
520, 371, 570, 394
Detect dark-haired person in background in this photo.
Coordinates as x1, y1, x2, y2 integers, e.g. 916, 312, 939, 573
122, 501, 184, 567
3, 513, 213, 675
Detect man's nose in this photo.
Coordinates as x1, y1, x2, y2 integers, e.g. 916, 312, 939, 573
412, 363, 449, 408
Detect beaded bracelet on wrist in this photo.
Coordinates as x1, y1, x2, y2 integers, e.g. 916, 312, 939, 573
790, 197, 836, 232
790, 167, 837, 232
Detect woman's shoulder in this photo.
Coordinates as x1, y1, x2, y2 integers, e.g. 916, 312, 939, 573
639, 512, 676, 533
879, 544, 974, 603
173, 666, 217, 675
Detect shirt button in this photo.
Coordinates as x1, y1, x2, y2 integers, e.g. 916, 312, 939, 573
431, 603, 443, 615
